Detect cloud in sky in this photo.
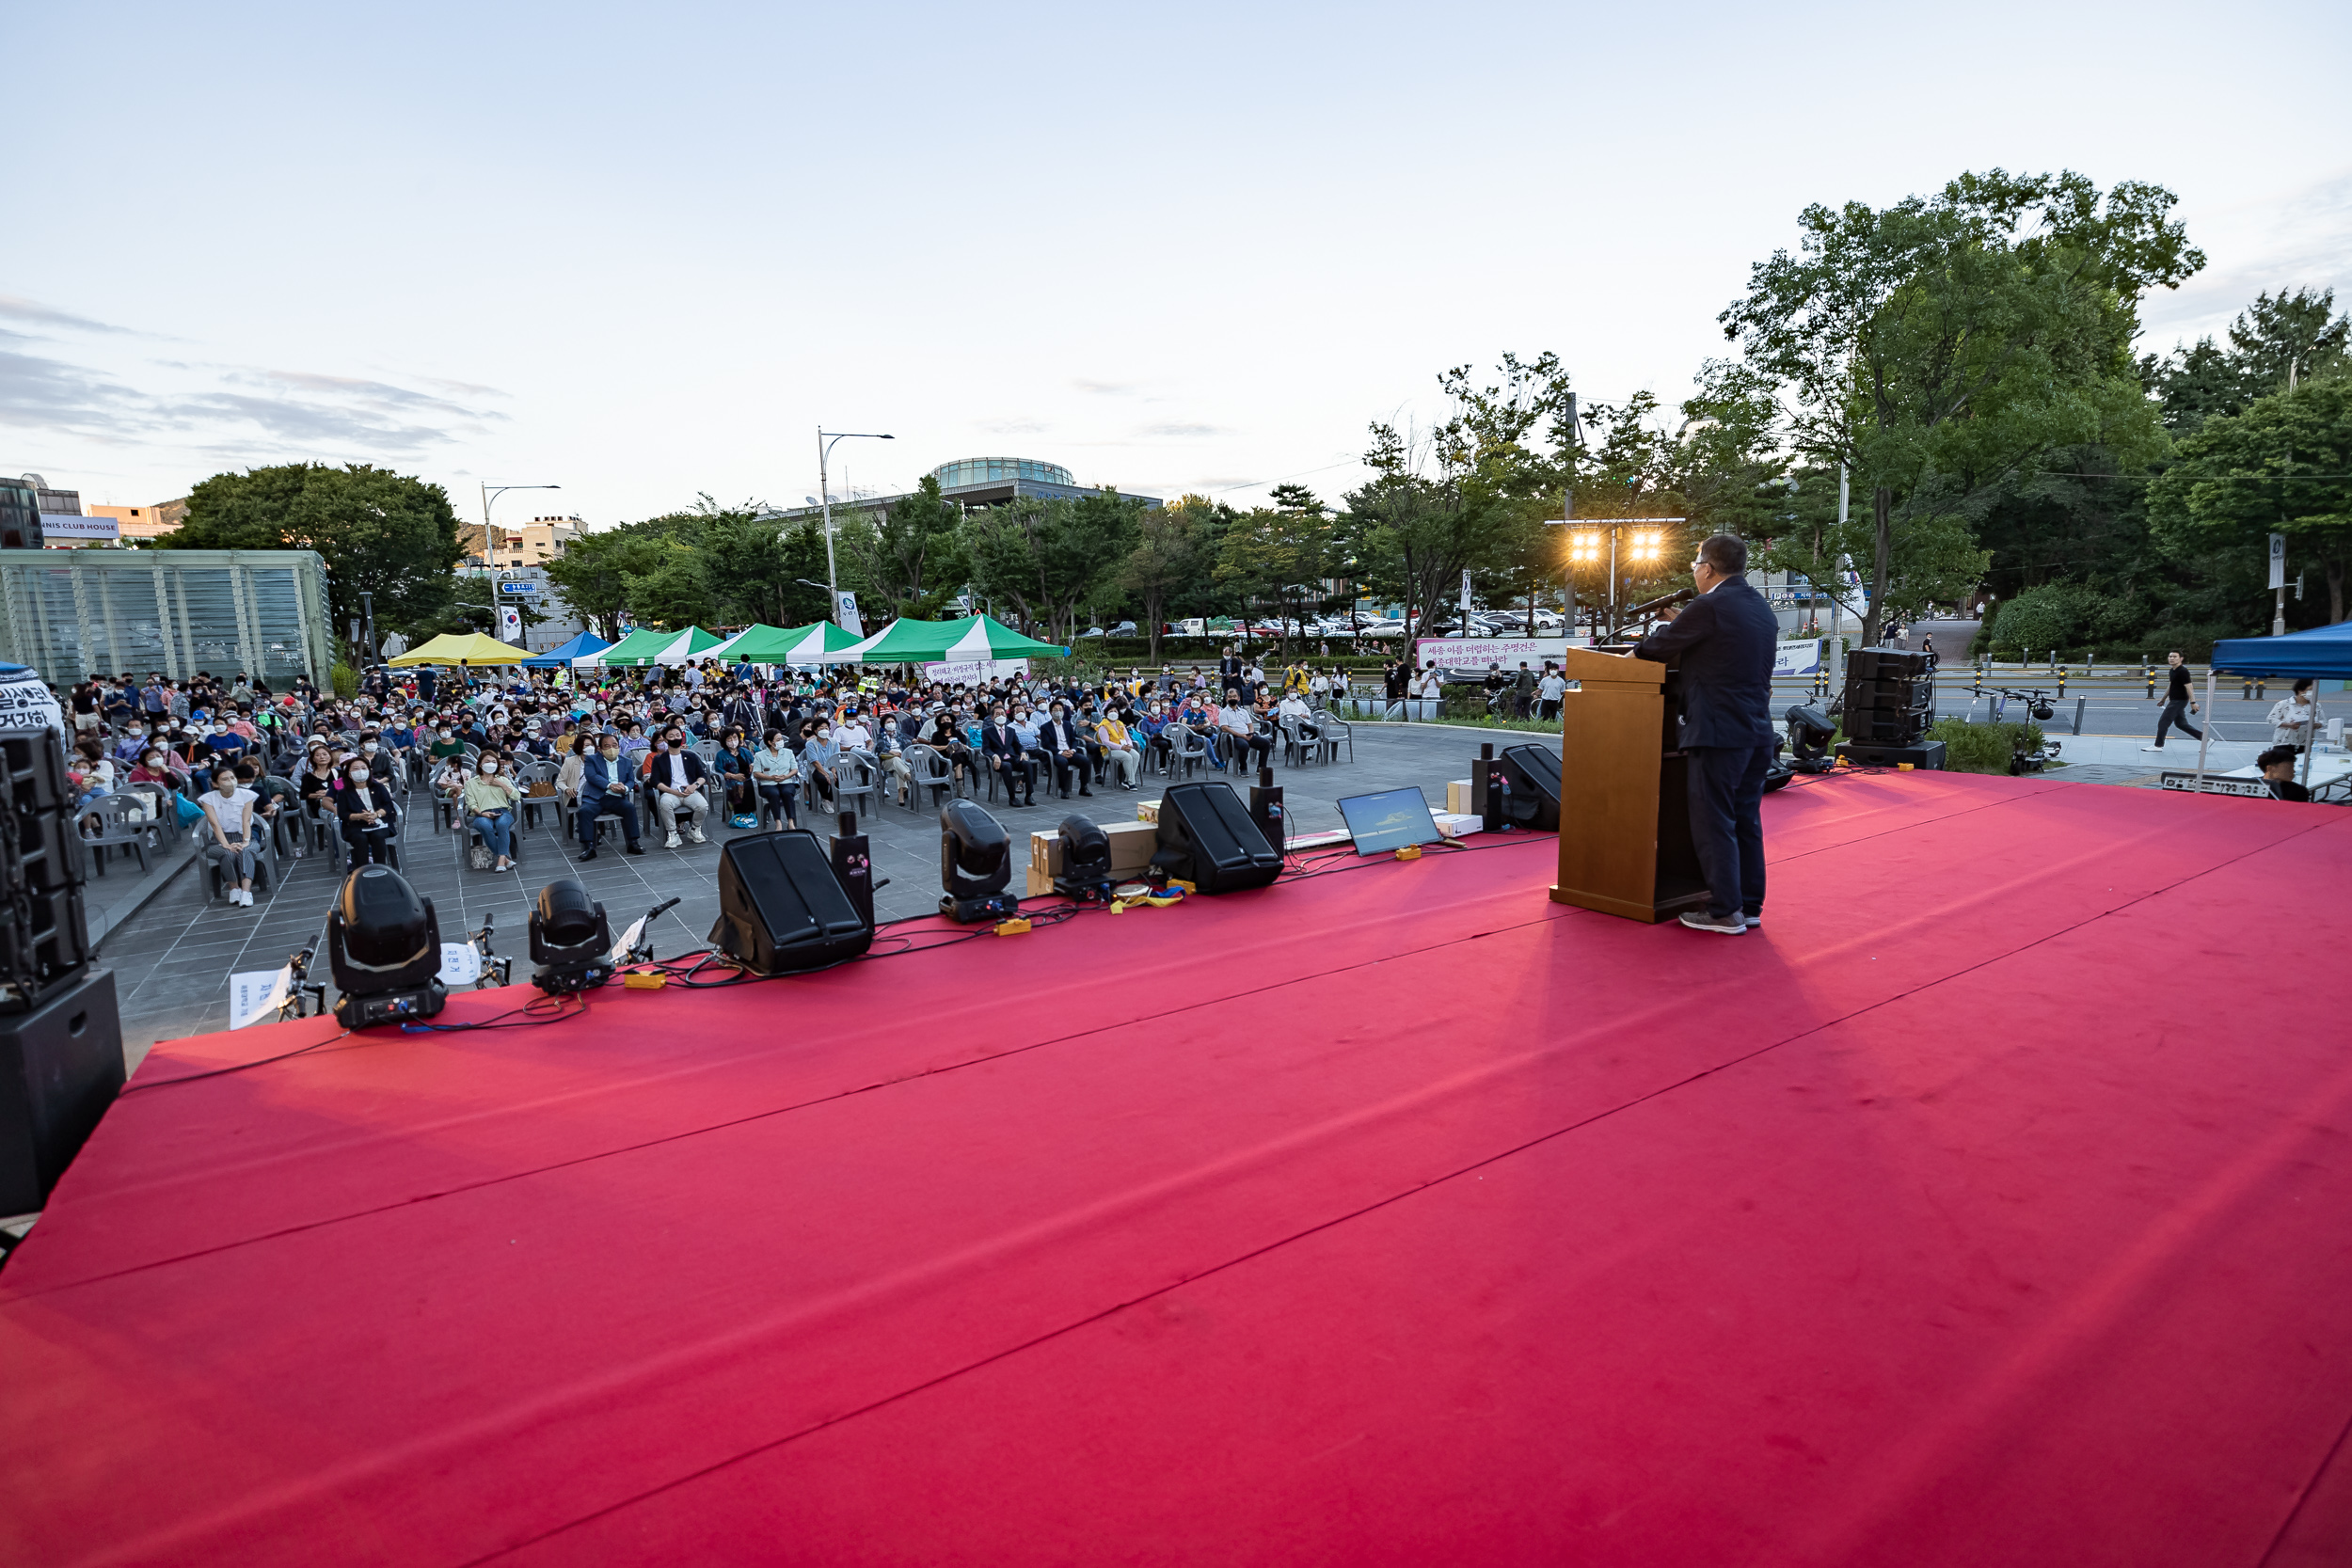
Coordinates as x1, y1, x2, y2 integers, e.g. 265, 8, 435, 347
1135, 421, 1225, 439
0, 294, 137, 336
0, 332, 504, 457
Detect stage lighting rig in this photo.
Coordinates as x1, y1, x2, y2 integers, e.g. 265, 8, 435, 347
1629, 530, 1663, 567
328, 866, 448, 1027
939, 800, 1020, 924
1567, 530, 1604, 567
1785, 705, 1837, 772
529, 878, 616, 995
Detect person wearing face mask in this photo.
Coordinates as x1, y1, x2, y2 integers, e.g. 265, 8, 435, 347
335, 756, 400, 869
202, 766, 263, 906
751, 729, 801, 828
113, 721, 151, 767
428, 722, 468, 764
980, 705, 1037, 806
799, 721, 842, 816
462, 751, 522, 871
1038, 703, 1092, 799
577, 736, 645, 860
641, 730, 710, 848
1093, 705, 1140, 790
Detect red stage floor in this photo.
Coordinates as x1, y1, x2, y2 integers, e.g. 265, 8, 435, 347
6, 772, 2351, 1566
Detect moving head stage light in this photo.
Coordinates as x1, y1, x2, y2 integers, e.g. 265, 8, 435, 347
1055, 815, 1114, 903
940, 800, 1020, 923
1785, 705, 1837, 772
530, 878, 615, 995
327, 866, 447, 1027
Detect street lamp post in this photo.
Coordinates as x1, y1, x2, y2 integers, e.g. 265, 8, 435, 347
815, 427, 894, 615
479, 483, 560, 566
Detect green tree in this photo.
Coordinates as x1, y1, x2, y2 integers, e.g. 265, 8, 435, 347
2142, 287, 2351, 435
1120, 497, 1207, 662
841, 475, 967, 619
1720, 169, 2203, 643
962, 491, 1146, 644
1215, 504, 1327, 650
624, 540, 716, 629
164, 462, 464, 652
2151, 376, 2352, 625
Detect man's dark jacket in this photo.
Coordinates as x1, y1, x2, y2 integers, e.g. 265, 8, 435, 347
1631, 578, 1778, 748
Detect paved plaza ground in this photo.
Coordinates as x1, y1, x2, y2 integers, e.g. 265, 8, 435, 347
91, 721, 1501, 1062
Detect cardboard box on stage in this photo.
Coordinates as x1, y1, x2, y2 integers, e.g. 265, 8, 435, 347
1029, 822, 1156, 892
1433, 812, 1482, 838
1445, 778, 1476, 815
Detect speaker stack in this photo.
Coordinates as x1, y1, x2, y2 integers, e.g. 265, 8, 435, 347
0, 726, 121, 1215
1495, 743, 1563, 832
1836, 647, 1945, 768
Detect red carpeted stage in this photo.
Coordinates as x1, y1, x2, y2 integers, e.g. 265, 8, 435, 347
5, 772, 2351, 1567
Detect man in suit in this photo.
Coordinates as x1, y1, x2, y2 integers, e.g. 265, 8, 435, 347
980, 705, 1037, 805
578, 736, 645, 860
1037, 702, 1093, 799
1633, 533, 1778, 934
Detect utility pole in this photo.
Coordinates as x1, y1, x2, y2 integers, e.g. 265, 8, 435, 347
816, 427, 894, 621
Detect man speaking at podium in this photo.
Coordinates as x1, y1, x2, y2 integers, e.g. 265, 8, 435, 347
1632, 533, 1777, 935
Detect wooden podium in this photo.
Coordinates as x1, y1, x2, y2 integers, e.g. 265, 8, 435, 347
1545, 647, 1711, 923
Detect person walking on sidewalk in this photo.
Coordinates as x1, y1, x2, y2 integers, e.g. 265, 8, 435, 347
2142, 651, 2202, 752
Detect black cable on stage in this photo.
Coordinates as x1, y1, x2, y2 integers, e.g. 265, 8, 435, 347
119, 1027, 358, 1094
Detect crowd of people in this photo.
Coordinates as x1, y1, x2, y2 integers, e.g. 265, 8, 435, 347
52, 649, 1362, 908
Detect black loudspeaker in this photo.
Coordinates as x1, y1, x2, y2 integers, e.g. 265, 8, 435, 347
1152, 782, 1282, 894
1497, 743, 1562, 832
709, 829, 874, 974
0, 727, 92, 1014
0, 967, 120, 1214
1847, 646, 1930, 681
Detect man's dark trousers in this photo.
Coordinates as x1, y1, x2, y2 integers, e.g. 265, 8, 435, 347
1685, 744, 1769, 921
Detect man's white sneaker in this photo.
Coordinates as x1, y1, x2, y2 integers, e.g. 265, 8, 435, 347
665, 832, 682, 849
2140, 745, 2168, 752
686, 827, 706, 844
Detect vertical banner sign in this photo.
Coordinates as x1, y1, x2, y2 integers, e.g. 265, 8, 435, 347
836, 591, 865, 639
2269, 532, 2286, 590
1459, 570, 1473, 626
499, 606, 522, 642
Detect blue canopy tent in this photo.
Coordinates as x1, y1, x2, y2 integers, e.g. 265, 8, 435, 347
523, 630, 612, 669
2196, 623, 2352, 791
2212, 621, 2352, 681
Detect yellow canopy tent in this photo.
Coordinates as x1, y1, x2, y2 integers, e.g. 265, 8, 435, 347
388, 631, 533, 667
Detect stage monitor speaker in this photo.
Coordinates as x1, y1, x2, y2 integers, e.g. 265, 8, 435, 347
1498, 743, 1563, 832
1152, 782, 1282, 894
0, 967, 120, 1214
709, 828, 874, 974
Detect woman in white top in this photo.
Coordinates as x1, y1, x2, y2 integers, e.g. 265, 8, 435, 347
201, 768, 262, 907
2266, 679, 2321, 748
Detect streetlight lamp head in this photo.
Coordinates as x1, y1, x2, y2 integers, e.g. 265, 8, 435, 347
804, 498, 820, 507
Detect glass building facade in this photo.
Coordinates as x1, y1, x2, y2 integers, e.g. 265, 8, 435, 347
930, 457, 1075, 491
0, 549, 334, 684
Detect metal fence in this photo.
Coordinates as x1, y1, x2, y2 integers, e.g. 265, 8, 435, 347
0, 549, 333, 685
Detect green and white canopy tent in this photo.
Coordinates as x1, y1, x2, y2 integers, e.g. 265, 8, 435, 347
821, 614, 1069, 665
707, 621, 866, 665
589, 626, 724, 668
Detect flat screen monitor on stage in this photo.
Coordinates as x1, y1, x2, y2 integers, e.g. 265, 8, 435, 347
1337, 786, 1441, 856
